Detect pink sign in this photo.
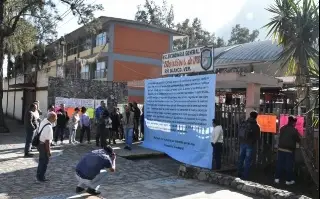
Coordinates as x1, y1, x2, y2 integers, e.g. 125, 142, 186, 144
279, 114, 305, 136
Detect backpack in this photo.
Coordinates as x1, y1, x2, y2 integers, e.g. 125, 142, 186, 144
32, 123, 51, 147
238, 120, 253, 140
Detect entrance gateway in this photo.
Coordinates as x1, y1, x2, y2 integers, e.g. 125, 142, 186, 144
141, 46, 284, 169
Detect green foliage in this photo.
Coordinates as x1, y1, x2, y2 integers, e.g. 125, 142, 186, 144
135, 0, 174, 29
135, 0, 259, 51
228, 24, 260, 45
0, 0, 104, 130
264, 0, 319, 78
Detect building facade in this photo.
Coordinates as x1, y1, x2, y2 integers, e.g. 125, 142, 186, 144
2, 16, 182, 121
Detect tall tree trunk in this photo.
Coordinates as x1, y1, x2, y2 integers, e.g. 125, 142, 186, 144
0, 1, 10, 133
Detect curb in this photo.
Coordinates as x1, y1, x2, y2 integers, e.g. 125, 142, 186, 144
118, 153, 166, 160
178, 164, 311, 199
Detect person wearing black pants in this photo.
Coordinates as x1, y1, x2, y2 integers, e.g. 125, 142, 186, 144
96, 109, 110, 148
211, 119, 224, 170
54, 104, 69, 144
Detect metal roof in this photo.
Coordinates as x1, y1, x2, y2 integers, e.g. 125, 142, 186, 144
214, 40, 283, 66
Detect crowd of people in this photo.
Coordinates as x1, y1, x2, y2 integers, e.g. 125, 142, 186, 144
22, 99, 301, 193
24, 100, 145, 154
22, 99, 144, 193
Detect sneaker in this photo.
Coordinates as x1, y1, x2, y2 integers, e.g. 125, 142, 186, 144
24, 153, 34, 158
76, 186, 85, 193
285, 180, 295, 185
50, 143, 56, 147
124, 146, 129, 150
274, 179, 280, 184
127, 147, 132, 151
86, 188, 101, 195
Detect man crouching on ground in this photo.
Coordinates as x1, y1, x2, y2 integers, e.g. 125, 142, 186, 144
75, 145, 116, 195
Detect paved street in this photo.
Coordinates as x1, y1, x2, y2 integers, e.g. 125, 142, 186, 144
0, 119, 260, 199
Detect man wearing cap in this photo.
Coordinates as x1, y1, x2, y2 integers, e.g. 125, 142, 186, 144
75, 145, 116, 196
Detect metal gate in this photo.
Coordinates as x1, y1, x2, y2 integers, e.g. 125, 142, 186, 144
215, 103, 304, 169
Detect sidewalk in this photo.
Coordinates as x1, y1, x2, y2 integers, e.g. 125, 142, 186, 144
2, 117, 164, 159
0, 118, 261, 199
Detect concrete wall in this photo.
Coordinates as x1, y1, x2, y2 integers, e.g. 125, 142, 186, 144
36, 90, 48, 113
2, 75, 25, 120
47, 77, 128, 110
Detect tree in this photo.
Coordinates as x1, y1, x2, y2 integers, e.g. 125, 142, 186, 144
228, 24, 259, 45
174, 18, 226, 50
135, 0, 226, 50
0, 0, 104, 132
135, 0, 174, 29
264, 0, 319, 187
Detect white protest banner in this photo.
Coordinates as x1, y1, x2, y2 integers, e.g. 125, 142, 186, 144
162, 46, 214, 75
81, 99, 95, 108
55, 97, 64, 106
94, 99, 108, 108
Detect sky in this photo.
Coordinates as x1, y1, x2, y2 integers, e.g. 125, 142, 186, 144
3, 0, 274, 77
55, 0, 273, 38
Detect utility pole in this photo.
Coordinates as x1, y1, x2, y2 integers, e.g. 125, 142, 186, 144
57, 36, 66, 78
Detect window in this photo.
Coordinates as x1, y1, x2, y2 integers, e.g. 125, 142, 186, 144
67, 41, 77, 56
81, 65, 90, 79
96, 32, 107, 46
79, 37, 92, 51
95, 62, 107, 79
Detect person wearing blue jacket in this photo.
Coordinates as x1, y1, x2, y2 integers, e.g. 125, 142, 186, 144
95, 101, 106, 123
95, 101, 106, 147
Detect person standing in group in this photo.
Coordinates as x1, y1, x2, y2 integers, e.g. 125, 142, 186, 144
237, 111, 261, 180
140, 106, 144, 141
110, 107, 120, 145
31, 101, 42, 150
132, 102, 141, 142
48, 104, 56, 146
33, 100, 43, 121
95, 101, 106, 125
211, 119, 224, 170
274, 116, 300, 185
96, 109, 110, 148
75, 145, 116, 195
69, 107, 80, 144
80, 107, 91, 144
54, 104, 69, 145
36, 111, 57, 182
117, 108, 124, 140
123, 105, 134, 150
24, 103, 38, 158
95, 101, 106, 146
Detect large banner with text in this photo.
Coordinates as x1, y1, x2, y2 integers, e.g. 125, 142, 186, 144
54, 97, 107, 119
142, 74, 216, 169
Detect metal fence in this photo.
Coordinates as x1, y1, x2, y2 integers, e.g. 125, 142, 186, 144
215, 103, 318, 172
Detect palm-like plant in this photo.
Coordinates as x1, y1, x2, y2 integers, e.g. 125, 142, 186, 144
264, 0, 319, 187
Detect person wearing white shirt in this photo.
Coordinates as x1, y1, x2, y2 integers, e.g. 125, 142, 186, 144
36, 111, 57, 182
211, 119, 224, 170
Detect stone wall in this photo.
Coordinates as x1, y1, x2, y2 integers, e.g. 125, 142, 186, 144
178, 165, 311, 199
47, 77, 128, 110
